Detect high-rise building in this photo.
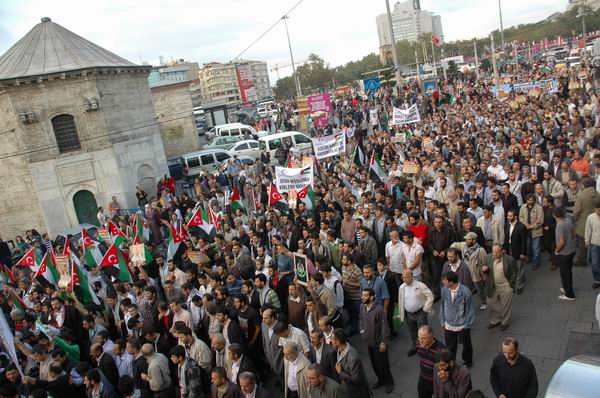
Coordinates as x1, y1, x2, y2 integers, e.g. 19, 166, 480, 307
376, 0, 444, 47
567, 0, 600, 11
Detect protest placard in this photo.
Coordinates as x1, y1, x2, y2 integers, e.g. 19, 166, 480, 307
275, 165, 313, 193
293, 252, 309, 286
312, 131, 346, 159
391, 104, 421, 125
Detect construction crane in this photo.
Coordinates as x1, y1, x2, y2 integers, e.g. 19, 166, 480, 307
270, 59, 307, 80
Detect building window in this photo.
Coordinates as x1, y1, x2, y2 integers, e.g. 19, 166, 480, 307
51, 114, 81, 153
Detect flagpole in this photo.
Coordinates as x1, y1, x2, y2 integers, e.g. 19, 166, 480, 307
431, 33, 437, 76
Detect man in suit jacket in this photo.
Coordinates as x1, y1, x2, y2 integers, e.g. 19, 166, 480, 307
309, 330, 338, 381
503, 210, 528, 294
484, 245, 518, 331
283, 342, 310, 398
331, 329, 372, 398
210, 366, 240, 398
227, 343, 257, 385
239, 371, 272, 398
261, 309, 284, 386
51, 296, 85, 345
90, 343, 120, 388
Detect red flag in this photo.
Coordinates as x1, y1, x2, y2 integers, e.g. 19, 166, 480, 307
431, 35, 440, 46
268, 183, 284, 206
187, 207, 204, 228
15, 248, 38, 267
81, 228, 97, 251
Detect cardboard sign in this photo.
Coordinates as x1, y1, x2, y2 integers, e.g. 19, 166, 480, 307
97, 228, 110, 245
293, 252, 309, 286
187, 251, 207, 265
130, 244, 146, 264
402, 161, 420, 174
54, 255, 71, 289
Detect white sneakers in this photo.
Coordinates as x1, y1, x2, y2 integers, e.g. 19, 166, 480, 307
480, 304, 487, 310
558, 288, 575, 301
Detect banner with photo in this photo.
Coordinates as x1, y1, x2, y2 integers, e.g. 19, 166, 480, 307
293, 252, 309, 286
275, 165, 314, 193
312, 131, 346, 159
391, 104, 421, 125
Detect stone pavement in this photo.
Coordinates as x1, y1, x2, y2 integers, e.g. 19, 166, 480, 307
355, 257, 600, 397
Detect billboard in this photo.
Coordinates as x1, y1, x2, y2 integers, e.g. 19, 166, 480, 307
307, 93, 332, 129
235, 64, 258, 103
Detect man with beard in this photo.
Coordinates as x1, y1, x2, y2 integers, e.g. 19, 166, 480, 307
461, 232, 488, 310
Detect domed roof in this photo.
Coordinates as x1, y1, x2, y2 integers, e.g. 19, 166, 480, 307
0, 17, 138, 81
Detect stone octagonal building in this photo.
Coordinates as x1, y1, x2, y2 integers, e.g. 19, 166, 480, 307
0, 17, 169, 239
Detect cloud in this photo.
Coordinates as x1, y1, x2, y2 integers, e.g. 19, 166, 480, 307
0, 0, 570, 85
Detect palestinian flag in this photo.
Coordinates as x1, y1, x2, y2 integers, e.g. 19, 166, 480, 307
1, 264, 14, 285
100, 243, 132, 283
132, 233, 142, 245
268, 183, 289, 213
36, 321, 80, 361
209, 208, 224, 234
353, 144, 365, 166
167, 223, 185, 261
9, 290, 28, 312
297, 184, 316, 210
70, 260, 101, 306
187, 206, 213, 234
230, 186, 245, 213
252, 190, 260, 212
286, 154, 293, 168
107, 220, 127, 246
63, 241, 82, 267
133, 214, 150, 243
82, 229, 103, 269
369, 152, 388, 184
15, 247, 41, 268
34, 252, 60, 287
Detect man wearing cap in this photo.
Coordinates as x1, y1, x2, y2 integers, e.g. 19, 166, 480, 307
461, 232, 488, 310
483, 245, 517, 330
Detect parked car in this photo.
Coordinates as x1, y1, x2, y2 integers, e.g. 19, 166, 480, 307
205, 123, 256, 140
223, 140, 261, 160
181, 149, 235, 178
258, 131, 313, 165
204, 135, 244, 150
167, 157, 184, 180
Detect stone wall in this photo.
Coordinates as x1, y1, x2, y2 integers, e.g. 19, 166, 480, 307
151, 82, 199, 158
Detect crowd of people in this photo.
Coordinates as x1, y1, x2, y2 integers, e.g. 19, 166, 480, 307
0, 55, 600, 398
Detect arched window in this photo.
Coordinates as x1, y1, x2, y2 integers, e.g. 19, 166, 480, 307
51, 114, 81, 153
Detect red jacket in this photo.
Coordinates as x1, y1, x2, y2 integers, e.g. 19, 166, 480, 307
408, 222, 428, 248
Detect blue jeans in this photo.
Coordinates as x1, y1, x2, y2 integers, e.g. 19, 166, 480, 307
591, 244, 600, 283
527, 236, 541, 267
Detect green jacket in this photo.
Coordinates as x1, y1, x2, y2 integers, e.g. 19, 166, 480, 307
483, 254, 517, 298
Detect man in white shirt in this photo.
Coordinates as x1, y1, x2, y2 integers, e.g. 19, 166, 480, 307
283, 342, 310, 398
385, 230, 404, 280
398, 269, 434, 357
401, 231, 424, 281
487, 158, 508, 181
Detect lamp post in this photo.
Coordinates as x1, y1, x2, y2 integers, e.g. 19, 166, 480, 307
498, 0, 505, 53
282, 15, 302, 98
385, 0, 403, 86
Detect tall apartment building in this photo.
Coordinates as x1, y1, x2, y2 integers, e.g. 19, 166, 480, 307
198, 60, 271, 105
376, 0, 444, 46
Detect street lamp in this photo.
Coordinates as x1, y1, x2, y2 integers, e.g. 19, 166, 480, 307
282, 15, 302, 98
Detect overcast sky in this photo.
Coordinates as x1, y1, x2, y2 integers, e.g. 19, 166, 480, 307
0, 0, 567, 83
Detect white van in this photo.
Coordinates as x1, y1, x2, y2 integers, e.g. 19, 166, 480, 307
206, 123, 256, 140
181, 148, 255, 178
258, 131, 313, 164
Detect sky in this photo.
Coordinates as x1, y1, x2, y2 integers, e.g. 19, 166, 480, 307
0, 0, 568, 84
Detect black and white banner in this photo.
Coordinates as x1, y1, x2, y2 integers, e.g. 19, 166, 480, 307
392, 104, 421, 125
312, 131, 346, 159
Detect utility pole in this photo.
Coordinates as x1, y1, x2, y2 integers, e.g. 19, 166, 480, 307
513, 44, 518, 72
441, 47, 447, 80
473, 39, 480, 80
498, 0, 505, 53
431, 34, 437, 76
385, 0, 403, 86
283, 15, 302, 98
490, 34, 500, 94
415, 50, 421, 82
579, 2, 587, 47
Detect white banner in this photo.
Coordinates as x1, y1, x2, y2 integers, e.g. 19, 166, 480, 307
275, 165, 314, 193
0, 310, 24, 377
392, 104, 421, 125
312, 131, 346, 160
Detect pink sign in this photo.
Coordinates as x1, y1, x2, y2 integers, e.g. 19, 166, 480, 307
307, 93, 332, 129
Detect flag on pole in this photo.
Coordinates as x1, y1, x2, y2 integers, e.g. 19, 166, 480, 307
36, 321, 80, 362
107, 220, 127, 246
187, 206, 213, 234
0, 264, 14, 285
82, 229, 103, 268
230, 186, 245, 213
431, 35, 440, 45
70, 260, 101, 306
34, 252, 60, 287
286, 154, 293, 168
268, 183, 289, 213
209, 207, 224, 234
353, 145, 365, 166
100, 243, 132, 283
369, 152, 388, 184
133, 214, 150, 243
15, 247, 41, 268
0, 310, 25, 376
167, 223, 185, 261
297, 184, 316, 210
8, 289, 28, 312
252, 189, 260, 211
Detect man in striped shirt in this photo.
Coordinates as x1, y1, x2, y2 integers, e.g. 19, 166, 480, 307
416, 325, 446, 398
